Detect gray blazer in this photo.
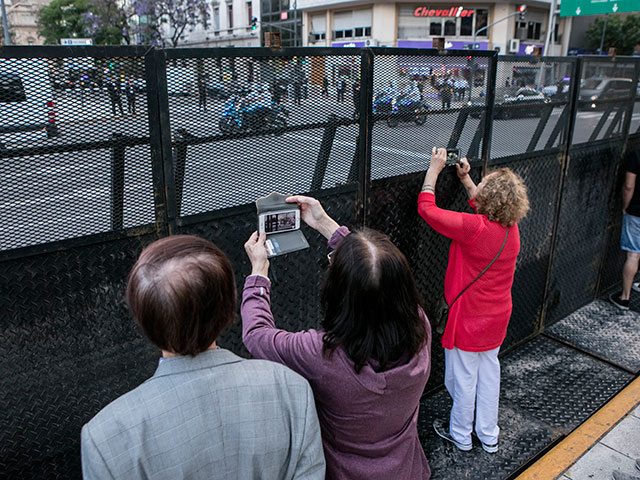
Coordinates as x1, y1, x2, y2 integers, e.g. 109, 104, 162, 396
81, 349, 325, 479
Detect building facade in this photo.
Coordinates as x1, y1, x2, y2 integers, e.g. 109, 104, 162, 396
172, 0, 261, 47
2, 0, 51, 45
299, 0, 572, 56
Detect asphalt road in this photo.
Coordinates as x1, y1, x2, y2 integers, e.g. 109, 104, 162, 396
1, 90, 639, 251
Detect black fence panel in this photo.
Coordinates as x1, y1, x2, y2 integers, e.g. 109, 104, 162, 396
1, 47, 639, 479
544, 139, 622, 326
0, 234, 160, 479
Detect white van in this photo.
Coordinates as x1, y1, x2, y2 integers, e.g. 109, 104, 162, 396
0, 58, 59, 147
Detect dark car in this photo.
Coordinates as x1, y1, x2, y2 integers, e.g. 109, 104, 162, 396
470, 87, 548, 119
578, 77, 633, 109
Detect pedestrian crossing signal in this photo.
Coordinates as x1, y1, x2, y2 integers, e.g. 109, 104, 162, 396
251, 17, 258, 31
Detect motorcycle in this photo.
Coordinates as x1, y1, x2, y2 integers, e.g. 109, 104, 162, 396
386, 94, 429, 128
218, 96, 289, 135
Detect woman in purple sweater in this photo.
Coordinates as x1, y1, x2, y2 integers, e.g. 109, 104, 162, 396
242, 195, 432, 480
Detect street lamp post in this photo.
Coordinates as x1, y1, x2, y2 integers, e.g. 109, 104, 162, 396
1, 0, 11, 46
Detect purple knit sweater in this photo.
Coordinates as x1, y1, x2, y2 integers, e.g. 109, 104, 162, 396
241, 227, 432, 480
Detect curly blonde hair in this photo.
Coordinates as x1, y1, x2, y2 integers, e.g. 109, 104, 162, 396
475, 168, 529, 226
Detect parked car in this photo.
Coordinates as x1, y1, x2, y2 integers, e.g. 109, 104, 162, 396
578, 77, 633, 109
0, 58, 59, 147
470, 87, 548, 119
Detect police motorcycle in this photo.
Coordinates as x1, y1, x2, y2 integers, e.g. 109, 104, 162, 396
218, 86, 289, 135
386, 88, 429, 128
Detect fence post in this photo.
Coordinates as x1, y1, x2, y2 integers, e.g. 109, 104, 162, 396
145, 47, 172, 236
480, 52, 498, 175
110, 133, 125, 231
356, 48, 374, 228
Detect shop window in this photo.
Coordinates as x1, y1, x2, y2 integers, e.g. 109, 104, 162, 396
444, 20, 456, 36
430, 21, 442, 36
460, 16, 473, 36
475, 9, 488, 36
355, 27, 363, 37
365, 26, 371, 36
344, 29, 353, 37
335, 30, 344, 39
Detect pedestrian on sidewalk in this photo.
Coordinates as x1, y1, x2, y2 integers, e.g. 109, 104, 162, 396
440, 81, 453, 110
107, 78, 124, 116
322, 76, 329, 97
125, 79, 136, 116
418, 148, 529, 454
352, 79, 361, 117
242, 195, 432, 480
337, 77, 346, 103
610, 148, 640, 310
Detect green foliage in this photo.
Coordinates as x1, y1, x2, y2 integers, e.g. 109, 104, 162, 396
37, 0, 90, 45
585, 14, 640, 55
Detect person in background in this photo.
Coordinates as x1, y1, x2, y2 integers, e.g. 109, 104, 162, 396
198, 77, 207, 112
322, 76, 329, 97
440, 80, 453, 110
337, 77, 346, 103
125, 78, 136, 116
106, 77, 124, 116
610, 148, 640, 310
242, 195, 432, 479
81, 235, 325, 480
352, 79, 361, 116
418, 148, 529, 454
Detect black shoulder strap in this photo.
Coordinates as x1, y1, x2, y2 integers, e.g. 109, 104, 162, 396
449, 226, 509, 307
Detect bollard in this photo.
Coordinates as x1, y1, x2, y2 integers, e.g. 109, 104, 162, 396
174, 128, 189, 216
110, 133, 126, 230
311, 116, 338, 190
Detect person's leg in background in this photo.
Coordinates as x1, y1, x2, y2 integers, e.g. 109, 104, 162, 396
621, 251, 640, 301
445, 347, 479, 449
474, 346, 501, 452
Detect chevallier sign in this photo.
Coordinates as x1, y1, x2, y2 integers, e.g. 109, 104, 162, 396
413, 6, 475, 17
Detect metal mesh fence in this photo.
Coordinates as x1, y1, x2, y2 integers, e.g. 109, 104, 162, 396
369, 52, 492, 179
0, 47, 639, 478
161, 51, 362, 218
0, 50, 159, 252
490, 57, 576, 159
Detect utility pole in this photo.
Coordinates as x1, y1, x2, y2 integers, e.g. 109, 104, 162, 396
599, 14, 608, 54
1, 0, 10, 46
293, 0, 298, 47
543, 0, 558, 56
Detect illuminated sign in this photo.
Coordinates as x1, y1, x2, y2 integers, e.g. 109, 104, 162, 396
413, 6, 475, 17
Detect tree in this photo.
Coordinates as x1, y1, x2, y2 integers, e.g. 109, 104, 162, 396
131, 0, 209, 47
37, 0, 90, 45
82, 0, 133, 45
585, 14, 640, 55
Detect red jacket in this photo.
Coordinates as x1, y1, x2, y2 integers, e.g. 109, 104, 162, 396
418, 192, 520, 351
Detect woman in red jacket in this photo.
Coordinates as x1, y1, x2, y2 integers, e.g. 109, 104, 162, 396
417, 147, 529, 454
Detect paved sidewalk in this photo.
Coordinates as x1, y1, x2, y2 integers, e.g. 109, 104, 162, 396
560, 399, 640, 480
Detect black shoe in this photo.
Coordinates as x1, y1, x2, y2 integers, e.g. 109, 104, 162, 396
609, 293, 630, 310
433, 419, 472, 451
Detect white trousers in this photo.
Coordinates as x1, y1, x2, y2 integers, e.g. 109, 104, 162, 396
444, 346, 501, 446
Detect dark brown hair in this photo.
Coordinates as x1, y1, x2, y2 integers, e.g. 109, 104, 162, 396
126, 235, 236, 356
321, 228, 428, 373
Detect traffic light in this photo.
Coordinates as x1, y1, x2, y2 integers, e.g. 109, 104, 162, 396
518, 4, 527, 20
251, 17, 258, 31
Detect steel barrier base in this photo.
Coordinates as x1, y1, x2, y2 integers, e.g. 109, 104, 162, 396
419, 299, 638, 480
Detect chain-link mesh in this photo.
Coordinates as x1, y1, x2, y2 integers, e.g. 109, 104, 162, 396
0, 53, 157, 252
490, 57, 576, 159
1, 48, 639, 479
369, 52, 491, 179
572, 59, 637, 145
163, 52, 362, 218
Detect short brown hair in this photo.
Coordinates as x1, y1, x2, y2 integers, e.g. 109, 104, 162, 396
475, 168, 529, 226
126, 235, 236, 356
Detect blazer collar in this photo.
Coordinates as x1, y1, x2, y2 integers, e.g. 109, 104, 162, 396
151, 348, 244, 379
